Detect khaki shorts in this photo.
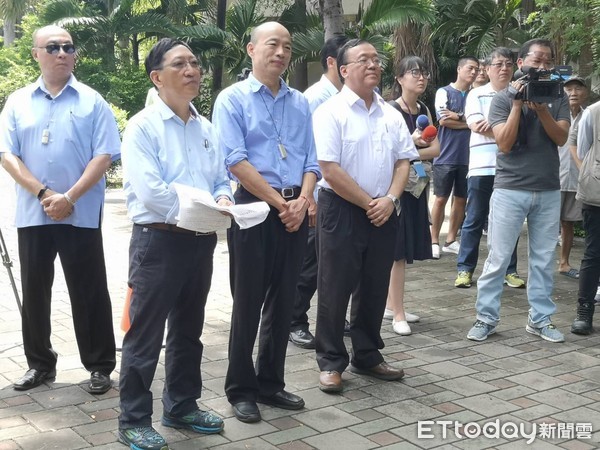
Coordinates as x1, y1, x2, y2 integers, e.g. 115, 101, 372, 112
561, 191, 583, 222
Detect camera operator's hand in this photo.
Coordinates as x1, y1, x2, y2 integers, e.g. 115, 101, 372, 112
525, 102, 548, 112
507, 80, 525, 105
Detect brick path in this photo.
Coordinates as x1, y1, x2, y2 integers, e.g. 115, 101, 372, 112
1, 168, 599, 449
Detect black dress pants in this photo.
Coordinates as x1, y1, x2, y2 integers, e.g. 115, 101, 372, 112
225, 189, 308, 404
578, 205, 600, 305
18, 225, 116, 374
119, 225, 217, 428
315, 189, 396, 373
290, 226, 317, 331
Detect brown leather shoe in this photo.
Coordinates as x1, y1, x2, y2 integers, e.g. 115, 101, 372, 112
319, 370, 342, 393
350, 361, 404, 381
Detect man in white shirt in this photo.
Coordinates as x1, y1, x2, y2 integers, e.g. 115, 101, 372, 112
312, 39, 417, 393
455, 48, 525, 290
289, 35, 348, 349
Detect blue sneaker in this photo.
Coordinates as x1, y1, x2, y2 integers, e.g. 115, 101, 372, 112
162, 409, 224, 434
118, 426, 168, 450
467, 320, 496, 341
526, 323, 565, 343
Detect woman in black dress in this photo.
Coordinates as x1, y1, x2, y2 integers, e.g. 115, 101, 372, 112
385, 56, 440, 335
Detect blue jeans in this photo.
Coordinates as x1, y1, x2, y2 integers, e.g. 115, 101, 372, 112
475, 188, 559, 327
457, 176, 518, 274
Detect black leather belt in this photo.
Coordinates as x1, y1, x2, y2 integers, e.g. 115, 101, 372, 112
278, 187, 302, 199
140, 223, 215, 236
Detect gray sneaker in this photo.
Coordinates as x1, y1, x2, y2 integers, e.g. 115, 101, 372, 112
467, 320, 496, 341
118, 427, 168, 450
526, 323, 565, 343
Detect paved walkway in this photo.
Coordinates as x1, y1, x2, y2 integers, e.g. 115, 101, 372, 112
1, 168, 599, 450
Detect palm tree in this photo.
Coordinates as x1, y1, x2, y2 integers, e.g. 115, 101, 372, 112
0, 0, 34, 46
433, 0, 529, 59
42, 0, 177, 69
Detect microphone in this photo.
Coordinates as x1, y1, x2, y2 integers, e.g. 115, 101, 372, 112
45, 93, 52, 100
513, 66, 533, 80
416, 114, 430, 131
421, 125, 438, 143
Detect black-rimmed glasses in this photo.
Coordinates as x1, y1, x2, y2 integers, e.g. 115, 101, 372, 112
405, 69, 431, 80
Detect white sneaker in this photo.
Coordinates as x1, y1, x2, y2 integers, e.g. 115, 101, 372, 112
405, 312, 420, 323
442, 241, 460, 254
392, 320, 412, 335
383, 308, 394, 320
432, 244, 440, 259
384, 309, 420, 322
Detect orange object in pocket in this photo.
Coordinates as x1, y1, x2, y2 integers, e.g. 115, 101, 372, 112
120, 286, 133, 333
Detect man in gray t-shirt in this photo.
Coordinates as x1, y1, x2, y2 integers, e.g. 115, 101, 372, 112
467, 39, 571, 343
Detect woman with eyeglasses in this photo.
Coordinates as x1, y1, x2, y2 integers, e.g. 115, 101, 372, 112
385, 56, 440, 335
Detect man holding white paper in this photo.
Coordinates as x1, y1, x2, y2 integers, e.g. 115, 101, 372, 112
119, 38, 231, 449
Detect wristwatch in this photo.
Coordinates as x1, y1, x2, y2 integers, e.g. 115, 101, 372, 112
386, 194, 401, 216
457, 112, 464, 121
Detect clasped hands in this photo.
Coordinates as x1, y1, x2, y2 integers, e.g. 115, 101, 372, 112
366, 196, 395, 227
279, 196, 312, 232
40, 189, 73, 221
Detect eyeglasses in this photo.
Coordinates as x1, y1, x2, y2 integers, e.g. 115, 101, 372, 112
346, 57, 382, 67
160, 58, 202, 72
489, 61, 514, 69
526, 51, 554, 66
405, 69, 431, 80
37, 43, 76, 55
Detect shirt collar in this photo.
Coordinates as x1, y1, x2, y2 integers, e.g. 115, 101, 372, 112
248, 72, 290, 98
318, 75, 339, 96
339, 84, 384, 110
35, 74, 78, 98
153, 94, 200, 123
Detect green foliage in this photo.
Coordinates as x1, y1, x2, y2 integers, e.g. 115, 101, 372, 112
526, 0, 592, 63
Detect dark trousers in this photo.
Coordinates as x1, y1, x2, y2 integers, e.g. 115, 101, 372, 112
578, 206, 600, 305
457, 176, 518, 274
315, 189, 396, 373
119, 225, 217, 428
18, 225, 115, 374
225, 189, 308, 404
291, 226, 317, 331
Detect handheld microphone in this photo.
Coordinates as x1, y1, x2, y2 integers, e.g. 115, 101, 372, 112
416, 114, 430, 131
421, 125, 438, 143
45, 94, 52, 100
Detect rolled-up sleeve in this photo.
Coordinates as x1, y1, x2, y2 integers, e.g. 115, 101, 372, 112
213, 91, 248, 170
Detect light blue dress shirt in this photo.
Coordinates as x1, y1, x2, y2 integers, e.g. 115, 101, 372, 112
304, 75, 339, 114
0, 75, 121, 229
212, 73, 320, 189
122, 96, 232, 225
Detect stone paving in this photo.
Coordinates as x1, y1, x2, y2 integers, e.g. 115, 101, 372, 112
1, 167, 599, 449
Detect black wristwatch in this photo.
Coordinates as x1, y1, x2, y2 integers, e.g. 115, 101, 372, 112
37, 186, 49, 200
457, 112, 464, 121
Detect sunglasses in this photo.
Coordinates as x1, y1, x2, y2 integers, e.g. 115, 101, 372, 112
38, 43, 76, 55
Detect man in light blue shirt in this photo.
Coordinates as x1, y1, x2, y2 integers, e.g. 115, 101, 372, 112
119, 38, 231, 450
213, 21, 320, 424
289, 35, 347, 350
0, 25, 119, 394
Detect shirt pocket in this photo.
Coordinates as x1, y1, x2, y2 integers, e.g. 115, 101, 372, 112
67, 109, 94, 151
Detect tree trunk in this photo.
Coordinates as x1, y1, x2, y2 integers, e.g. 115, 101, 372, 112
212, 0, 227, 94
3, 19, 16, 47
290, 0, 308, 91
132, 35, 140, 68
319, 0, 344, 41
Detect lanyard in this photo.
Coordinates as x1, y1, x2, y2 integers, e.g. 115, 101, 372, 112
259, 91, 287, 159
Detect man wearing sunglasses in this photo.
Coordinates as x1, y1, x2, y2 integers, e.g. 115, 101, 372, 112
467, 39, 570, 343
0, 26, 119, 392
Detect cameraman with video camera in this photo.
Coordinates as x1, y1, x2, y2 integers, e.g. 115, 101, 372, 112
467, 39, 571, 343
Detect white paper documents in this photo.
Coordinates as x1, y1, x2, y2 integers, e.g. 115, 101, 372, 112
173, 183, 270, 233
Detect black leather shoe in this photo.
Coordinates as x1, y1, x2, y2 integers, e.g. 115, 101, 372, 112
232, 401, 261, 423
89, 371, 111, 394
257, 390, 305, 410
289, 329, 316, 349
14, 369, 56, 391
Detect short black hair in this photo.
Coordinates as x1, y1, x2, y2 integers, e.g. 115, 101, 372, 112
320, 35, 349, 72
145, 38, 193, 77
518, 38, 555, 60
336, 38, 370, 83
458, 56, 479, 68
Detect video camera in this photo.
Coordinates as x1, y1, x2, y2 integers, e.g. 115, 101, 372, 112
512, 66, 565, 103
